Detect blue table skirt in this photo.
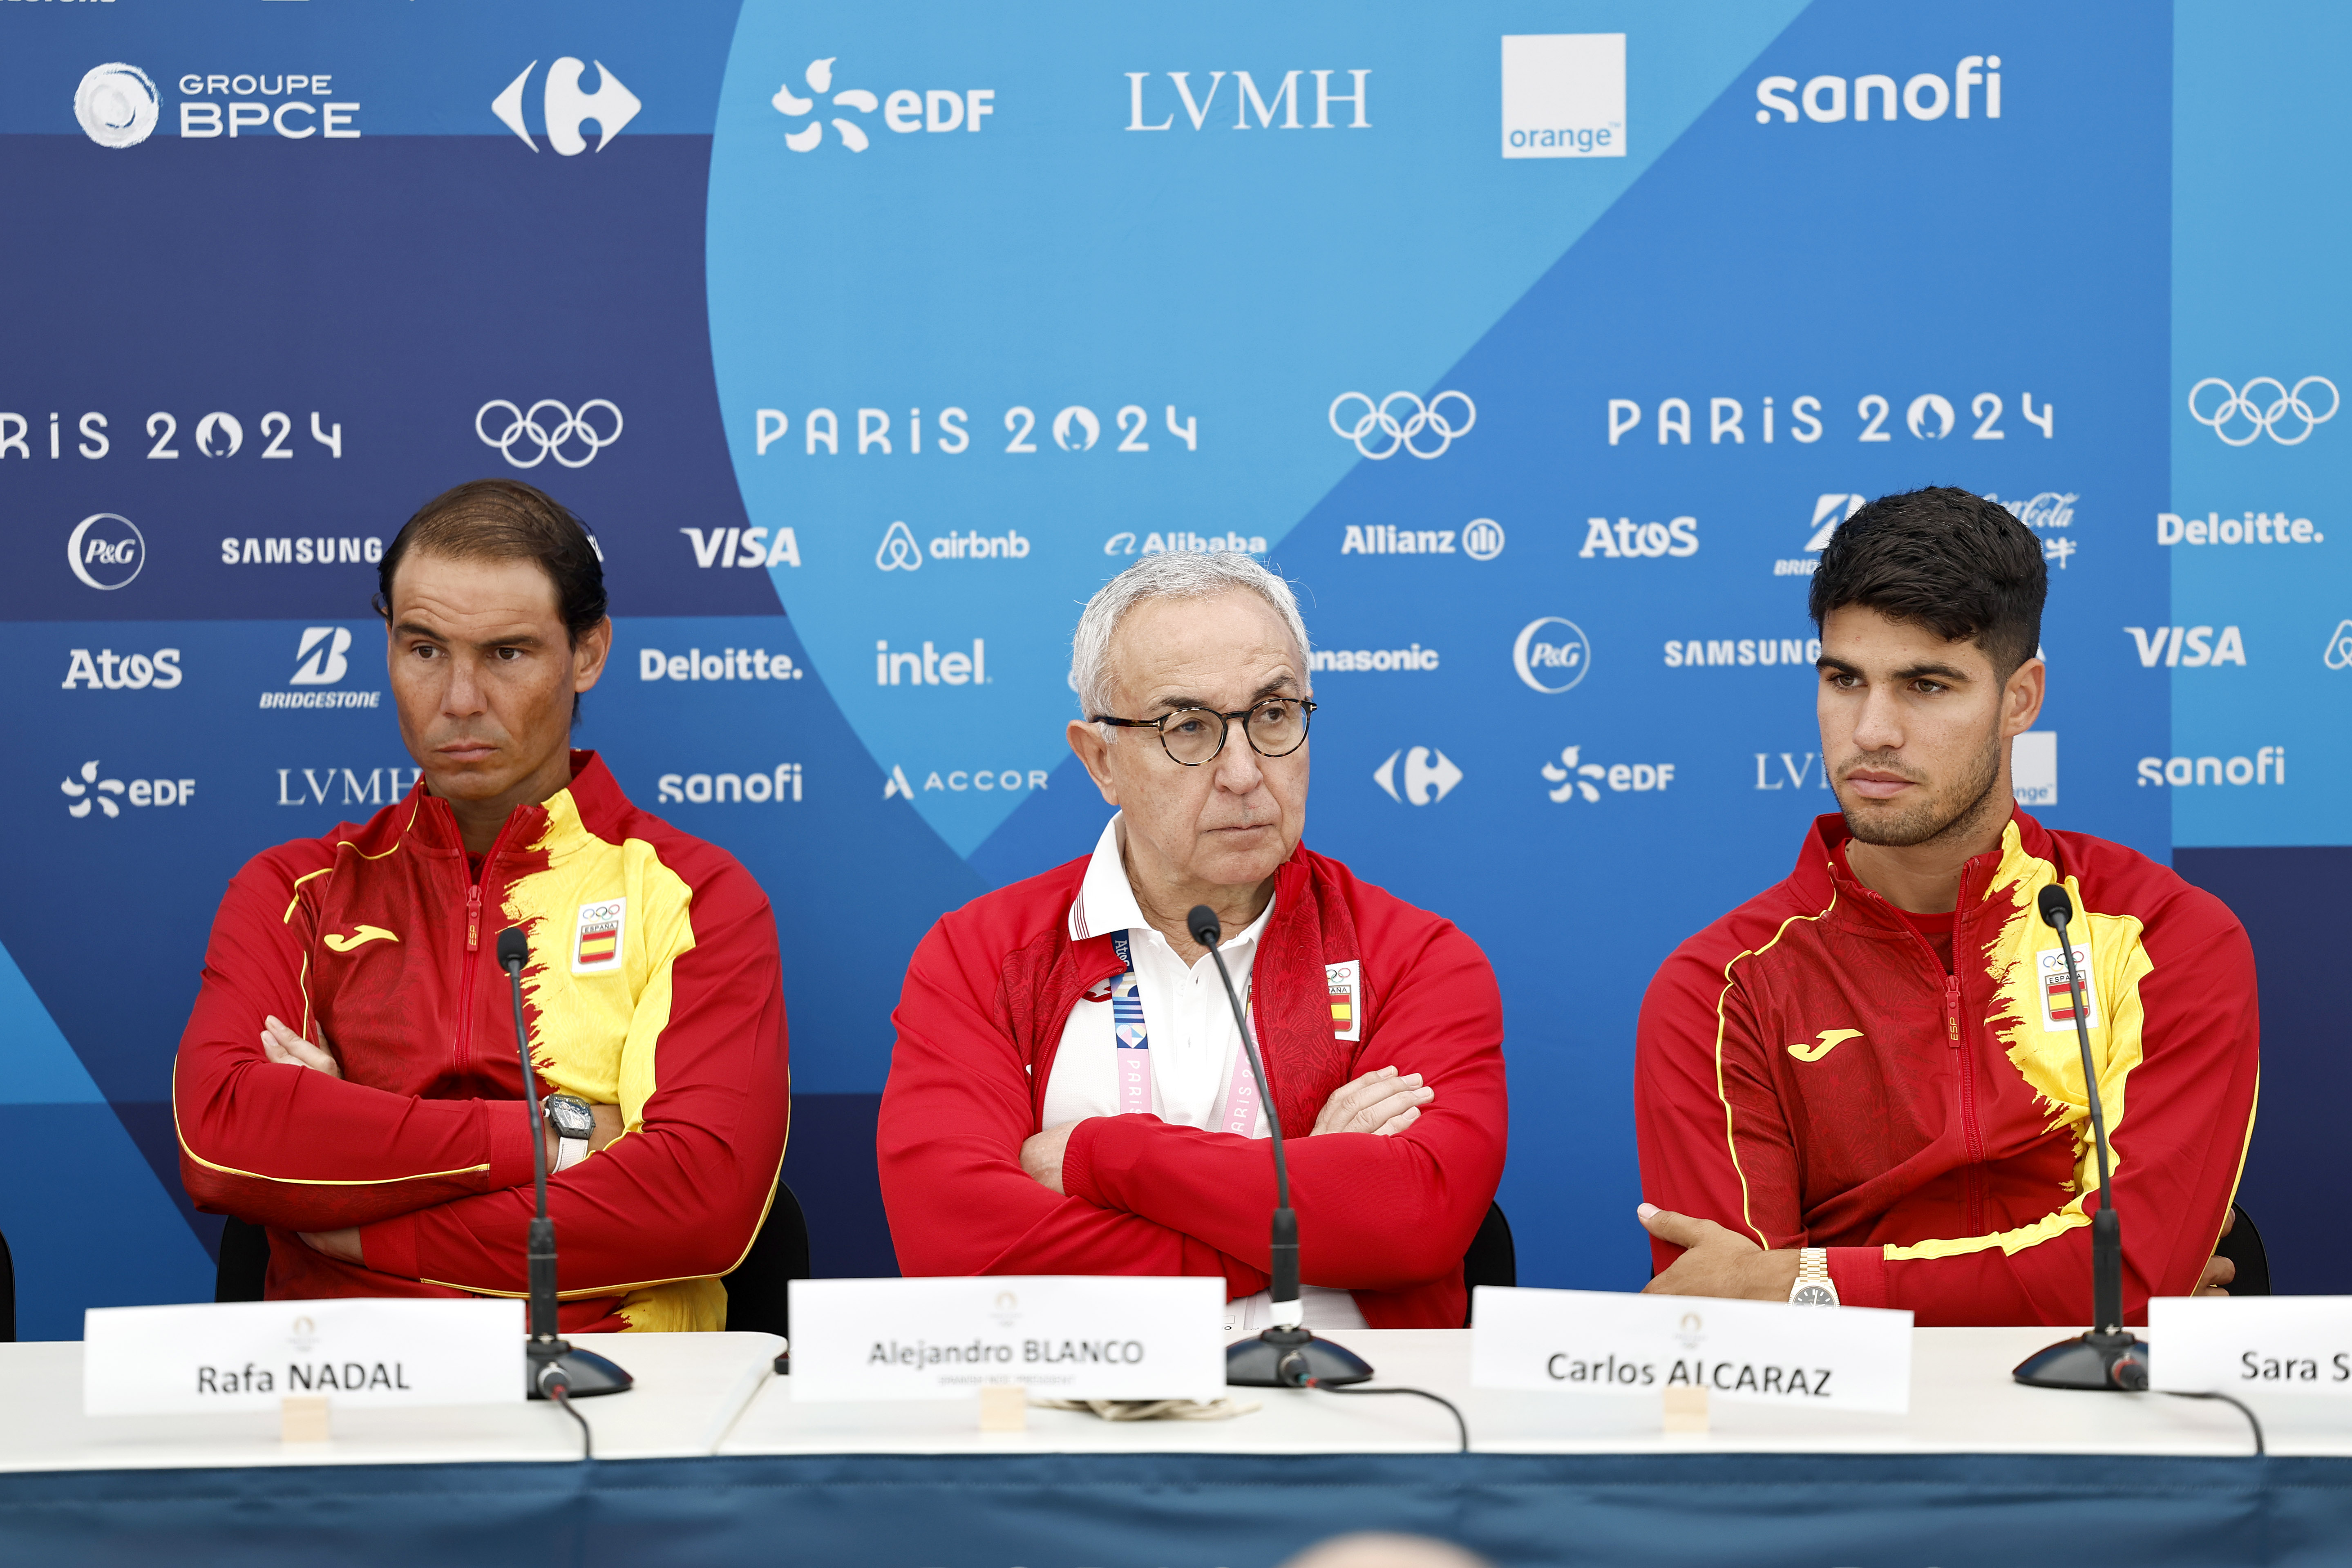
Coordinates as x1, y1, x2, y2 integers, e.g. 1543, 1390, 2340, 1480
0, 1451, 2342, 1567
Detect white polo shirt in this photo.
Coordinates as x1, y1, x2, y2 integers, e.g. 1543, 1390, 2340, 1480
1044, 814, 1366, 1334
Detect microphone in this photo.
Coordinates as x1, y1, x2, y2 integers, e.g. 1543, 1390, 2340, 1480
1189, 904, 1374, 1390
2013, 885, 2148, 1392
497, 927, 632, 1413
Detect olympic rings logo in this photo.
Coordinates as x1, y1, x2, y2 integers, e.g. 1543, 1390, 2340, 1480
1328, 390, 1477, 460
2187, 377, 2338, 447
475, 399, 625, 469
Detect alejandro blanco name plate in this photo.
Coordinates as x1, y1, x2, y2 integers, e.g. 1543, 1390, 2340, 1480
1471, 1287, 1914, 1414
2151, 1296, 2352, 1394
789, 1276, 1225, 1403
85, 1298, 520, 1416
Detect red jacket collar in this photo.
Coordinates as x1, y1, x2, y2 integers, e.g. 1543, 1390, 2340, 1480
1794, 806, 2051, 934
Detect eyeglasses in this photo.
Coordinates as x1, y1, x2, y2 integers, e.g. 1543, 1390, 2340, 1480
1093, 698, 1317, 767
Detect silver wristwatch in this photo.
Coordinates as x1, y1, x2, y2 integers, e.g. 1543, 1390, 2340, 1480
544, 1094, 595, 1172
1788, 1246, 1839, 1307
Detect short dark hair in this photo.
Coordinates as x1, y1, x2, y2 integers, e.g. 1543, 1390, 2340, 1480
374, 479, 608, 721
1808, 487, 2046, 677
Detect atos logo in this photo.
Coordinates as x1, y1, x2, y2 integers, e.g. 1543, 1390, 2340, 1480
62, 760, 195, 818
63, 646, 181, 690
1512, 617, 1591, 694
493, 59, 641, 154
1373, 746, 1462, 806
67, 513, 144, 591
772, 57, 995, 153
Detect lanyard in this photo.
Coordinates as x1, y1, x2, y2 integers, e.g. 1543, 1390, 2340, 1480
1107, 930, 1263, 1136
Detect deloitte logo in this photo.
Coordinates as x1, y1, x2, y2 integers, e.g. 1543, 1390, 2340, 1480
1512, 617, 1592, 694
68, 513, 145, 590
75, 64, 160, 149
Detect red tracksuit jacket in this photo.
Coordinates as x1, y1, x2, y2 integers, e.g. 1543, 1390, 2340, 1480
878, 844, 1507, 1328
1636, 809, 2258, 1327
174, 752, 790, 1332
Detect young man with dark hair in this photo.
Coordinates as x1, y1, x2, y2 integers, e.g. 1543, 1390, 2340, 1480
174, 479, 789, 1331
1633, 487, 2257, 1325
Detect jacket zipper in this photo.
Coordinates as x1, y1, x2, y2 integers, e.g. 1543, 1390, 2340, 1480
451, 812, 526, 1081
1948, 889, 1988, 1233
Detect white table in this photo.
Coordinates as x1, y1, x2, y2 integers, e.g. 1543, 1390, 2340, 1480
722, 1326, 2352, 1458
0, 1331, 782, 1472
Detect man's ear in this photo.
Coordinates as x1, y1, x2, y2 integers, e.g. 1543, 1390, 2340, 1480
572, 616, 614, 693
2002, 655, 2046, 738
1066, 719, 1119, 805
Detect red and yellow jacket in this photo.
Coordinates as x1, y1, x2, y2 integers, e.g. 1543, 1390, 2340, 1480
878, 844, 1507, 1329
1636, 809, 2258, 1327
174, 752, 789, 1332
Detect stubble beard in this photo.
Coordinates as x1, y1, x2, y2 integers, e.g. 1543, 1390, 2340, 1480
1840, 728, 2006, 850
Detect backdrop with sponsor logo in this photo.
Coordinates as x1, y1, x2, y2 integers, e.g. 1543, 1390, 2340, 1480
0, 1, 2342, 1337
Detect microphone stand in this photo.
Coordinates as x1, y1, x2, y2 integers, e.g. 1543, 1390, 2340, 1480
1189, 905, 1374, 1389
497, 928, 632, 1403
2013, 886, 2147, 1392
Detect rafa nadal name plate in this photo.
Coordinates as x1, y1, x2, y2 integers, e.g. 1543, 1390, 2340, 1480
84, 1298, 521, 1416
788, 1275, 1225, 1403
2151, 1295, 2352, 1394
1471, 1286, 1916, 1414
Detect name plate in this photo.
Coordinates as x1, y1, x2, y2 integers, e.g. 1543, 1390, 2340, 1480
788, 1275, 1224, 1403
85, 1298, 520, 1416
1471, 1287, 1914, 1414
2151, 1295, 2352, 1394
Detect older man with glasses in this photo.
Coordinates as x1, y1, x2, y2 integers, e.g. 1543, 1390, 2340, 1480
877, 552, 1507, 1330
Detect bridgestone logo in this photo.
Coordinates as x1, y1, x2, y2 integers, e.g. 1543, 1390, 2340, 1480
259, 691, 380, 709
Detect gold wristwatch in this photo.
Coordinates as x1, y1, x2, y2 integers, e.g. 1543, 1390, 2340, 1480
1788, 1246, 1839, 1307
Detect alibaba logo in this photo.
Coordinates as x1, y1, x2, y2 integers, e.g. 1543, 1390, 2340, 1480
1786, 1028, 1862, 1064
324, 925, 400, 953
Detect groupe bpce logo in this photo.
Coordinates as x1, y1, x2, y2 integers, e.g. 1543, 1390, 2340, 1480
476, 400, 624, 469
2187, 377, 2338, 447
74, 63, 160, 149
774, 57, 876, 152
1328, 391, 1477, 460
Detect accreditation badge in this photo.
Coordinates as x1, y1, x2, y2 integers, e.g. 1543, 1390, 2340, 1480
572, 898, 626, 976
1325, 959, 1363, 1042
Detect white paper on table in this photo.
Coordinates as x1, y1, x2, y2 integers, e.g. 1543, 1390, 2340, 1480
1470, 1286, 1914, 1414
2151, 1295, 2352, 1394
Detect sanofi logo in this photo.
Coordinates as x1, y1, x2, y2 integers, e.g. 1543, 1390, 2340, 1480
1756, 57, 2002, 124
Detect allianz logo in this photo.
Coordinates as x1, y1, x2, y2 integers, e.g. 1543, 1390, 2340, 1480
62, 646, 181, 690
1663, 636, 1820, 669
2137, 748, 2286, 789
683, 526, 801, 569
753, 405, 1197, 455
1542, 745, 1674, 804
883, 764, 1049, 799
1373, 747, 1461, 806
877, 637, 987, 687
61, 760, 196, 818
1756, 57, 2001, 124
1311, 643, 1439, 674
638, 645, 804, 682
1580, 516, 1698, 559
1107, 529, 1268, 556
877, 520, 1030, 570
274, 766, 421, 807
2125, 625, 2247, 667
657, 765, 803, 805
262, 626, 382, 709
1341, 520, 1502, 560
2156, 511, 2322, 547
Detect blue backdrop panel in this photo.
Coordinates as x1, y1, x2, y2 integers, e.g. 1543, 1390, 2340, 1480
0, 0, 2343, 1333
0, 1452, 2341, 1568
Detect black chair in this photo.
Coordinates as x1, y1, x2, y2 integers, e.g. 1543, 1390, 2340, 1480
2216, 1202, 2270, 1296
722, 1183, 811, 1338
1460, 1200, 1516, 1325
0, 1226, 15, 1342
217, 1215, 271, 1302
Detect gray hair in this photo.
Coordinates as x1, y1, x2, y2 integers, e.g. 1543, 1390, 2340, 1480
1070, 552, 1311, 718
